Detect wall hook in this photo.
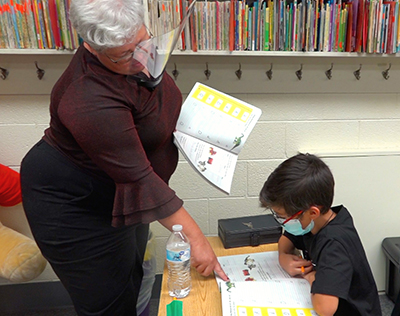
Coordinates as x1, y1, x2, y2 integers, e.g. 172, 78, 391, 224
235, 63, 242, 80
295, 64, 303, 80
204, 62, 211, 80
382, 63, 391, 80
35, 61, 45, 80
172, 63, 179, 81
353, 64, 362, 80
325, 63, 334, 80
0, 67, 9, 80
266, 64, 273, 80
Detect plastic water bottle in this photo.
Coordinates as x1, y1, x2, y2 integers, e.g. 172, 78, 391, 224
166, 224, 192, 298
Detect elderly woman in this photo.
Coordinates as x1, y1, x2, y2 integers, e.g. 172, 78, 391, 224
20, 0, 227, 315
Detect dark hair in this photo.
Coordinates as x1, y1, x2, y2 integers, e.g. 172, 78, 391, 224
259, 153, 334, 215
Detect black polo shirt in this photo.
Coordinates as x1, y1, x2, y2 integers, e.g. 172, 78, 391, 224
284, 205, 382, 316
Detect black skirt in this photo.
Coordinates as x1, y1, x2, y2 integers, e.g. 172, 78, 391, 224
20, 139, 148, 316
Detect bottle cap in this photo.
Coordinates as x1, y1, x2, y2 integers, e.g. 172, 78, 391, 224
172, 224, 183, 232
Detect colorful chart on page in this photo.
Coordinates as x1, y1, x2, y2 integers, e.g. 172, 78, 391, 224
236, 306, 318, 316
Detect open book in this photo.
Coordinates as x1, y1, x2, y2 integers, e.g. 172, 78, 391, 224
173, 82, 262, 194
216, 252, 317, 316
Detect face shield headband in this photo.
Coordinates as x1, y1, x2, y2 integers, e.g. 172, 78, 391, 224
132, 0, 197, 79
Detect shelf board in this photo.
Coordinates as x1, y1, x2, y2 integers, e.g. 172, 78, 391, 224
0, 49, 76, 55
1, 48, 400, 58
171, 50, 400, 58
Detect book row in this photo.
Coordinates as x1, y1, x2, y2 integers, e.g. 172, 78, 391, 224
0, 0, 80, 50
1, 0, 400, 55
183, 0, 400, 53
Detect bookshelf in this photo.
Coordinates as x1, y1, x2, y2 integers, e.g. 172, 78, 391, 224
2, 0, 400, 56
2, 0, 400, 97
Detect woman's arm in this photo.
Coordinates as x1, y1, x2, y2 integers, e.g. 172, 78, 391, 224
158, 207, 229, 281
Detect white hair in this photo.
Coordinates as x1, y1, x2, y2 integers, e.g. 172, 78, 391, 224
69, 0, 145, 52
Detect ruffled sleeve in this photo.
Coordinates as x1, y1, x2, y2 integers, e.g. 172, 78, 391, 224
112, 171, 183, 227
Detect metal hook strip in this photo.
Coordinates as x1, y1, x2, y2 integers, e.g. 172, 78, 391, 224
266, 63, 273, 80
0, 67, 9, 80
172, 63, 179, 80
296, 64, 303, 80
204, 62, 211, 80
353, 64, 362, 80
382, 63, 391, 80
235, 63, 242, 80
325, 63, 333, 80
35, 61, 45, 80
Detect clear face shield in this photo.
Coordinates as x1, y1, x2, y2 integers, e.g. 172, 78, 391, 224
132, 0, 196, 79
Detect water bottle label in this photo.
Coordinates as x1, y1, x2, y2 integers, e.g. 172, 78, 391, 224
166, 248, 190, 262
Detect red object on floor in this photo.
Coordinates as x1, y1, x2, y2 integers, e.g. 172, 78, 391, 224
0, 164, 22, 206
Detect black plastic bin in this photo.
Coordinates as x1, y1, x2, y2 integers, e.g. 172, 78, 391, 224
382, 237, 400, 303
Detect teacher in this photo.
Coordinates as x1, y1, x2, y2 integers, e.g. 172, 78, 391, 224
20, 0, 228, 315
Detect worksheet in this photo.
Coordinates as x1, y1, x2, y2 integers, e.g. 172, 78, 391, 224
217, 252, 290, 282
220, 280, 317, 316
216, 252, 318, 316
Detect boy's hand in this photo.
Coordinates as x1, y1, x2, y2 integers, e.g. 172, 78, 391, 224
302, 269, 316, 285
279, 253, 313, 277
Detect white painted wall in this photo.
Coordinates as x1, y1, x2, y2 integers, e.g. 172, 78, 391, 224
1, 52, 400, 292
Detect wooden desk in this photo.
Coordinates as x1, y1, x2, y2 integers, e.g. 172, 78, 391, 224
157, 236, 278, 316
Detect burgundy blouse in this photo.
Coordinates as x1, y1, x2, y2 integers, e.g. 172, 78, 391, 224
44, 45, 183, 227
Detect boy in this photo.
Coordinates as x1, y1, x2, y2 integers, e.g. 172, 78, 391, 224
259, 153, 381, 316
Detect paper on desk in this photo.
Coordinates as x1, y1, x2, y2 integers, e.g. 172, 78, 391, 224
220, 279, 317, 316
216, 252, 318, 316
215, 251, 290, 286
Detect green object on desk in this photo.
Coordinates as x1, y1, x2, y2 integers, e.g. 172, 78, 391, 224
166, 298, 183, 316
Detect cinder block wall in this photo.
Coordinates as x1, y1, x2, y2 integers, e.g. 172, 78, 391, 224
1, 53, 400, 291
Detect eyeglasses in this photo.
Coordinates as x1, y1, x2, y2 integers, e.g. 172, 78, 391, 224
104, 26, 154, 64
270, 209, 305, 225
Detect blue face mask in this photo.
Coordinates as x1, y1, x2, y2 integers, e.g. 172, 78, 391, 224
283, 219, 314, 236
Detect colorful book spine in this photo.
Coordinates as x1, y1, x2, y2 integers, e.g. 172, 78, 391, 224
265, 6, 270, 50
0, 2, 12, 48
394, 1, 399, 52
41, 0, 54, 48
291, 0, 297, 50
30, 0, 42, 48
63, 0, 76, 48
48, 0, 60, 49
32, 0, 47, 48
253, 0, 258, 50
56, 0, 68, 49
315, 1, 319, 50
9, 0, 22, 48
346, 3, 353, 51
24, 0, 39, 49
269, 0, 274, 49
16, 0, 30, 48
189, 0, 197, 51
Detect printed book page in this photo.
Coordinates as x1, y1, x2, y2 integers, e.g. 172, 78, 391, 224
220, 279, 317, 316
174, 82, 262, 194
173, 130, 237, 194
216, 252, 318, 316
216, 252, 290, 283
